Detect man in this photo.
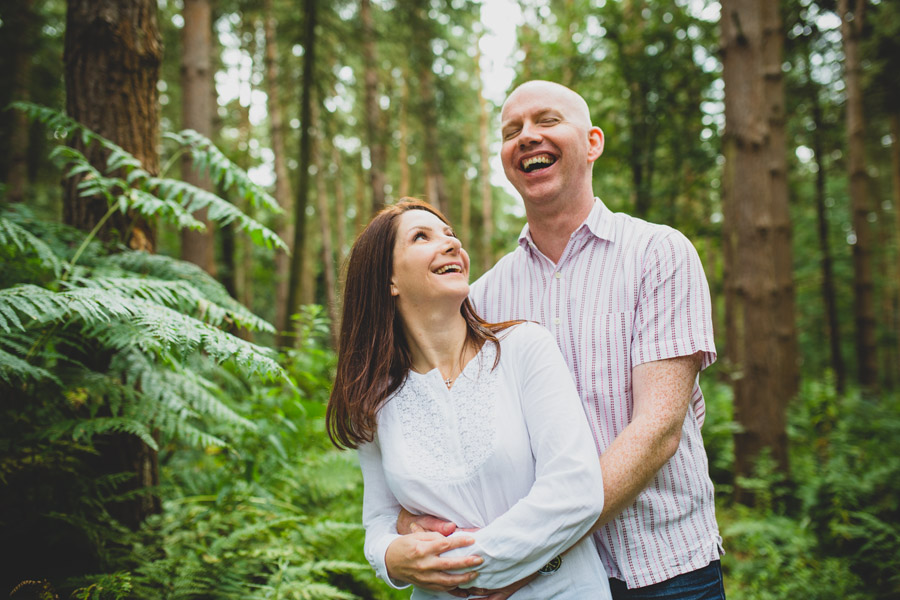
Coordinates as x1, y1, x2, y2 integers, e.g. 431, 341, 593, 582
382, 80, 724, 599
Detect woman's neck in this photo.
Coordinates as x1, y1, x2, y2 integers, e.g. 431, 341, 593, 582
400, 307, 470, 378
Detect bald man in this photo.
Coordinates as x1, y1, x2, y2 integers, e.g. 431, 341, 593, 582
386, 81, 725, 600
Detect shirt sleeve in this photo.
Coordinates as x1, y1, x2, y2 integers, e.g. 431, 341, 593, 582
632, 230, 717, 371
442, 323, 605, 590
357, 439, 410, 590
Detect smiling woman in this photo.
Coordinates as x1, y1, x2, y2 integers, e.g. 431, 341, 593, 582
326, 199, 612, 600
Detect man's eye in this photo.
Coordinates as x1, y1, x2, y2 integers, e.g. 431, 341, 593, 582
542, 118, 559, 125
503, 129, 519, 140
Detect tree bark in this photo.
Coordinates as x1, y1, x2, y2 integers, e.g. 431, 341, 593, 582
263, 0, 294, 333
840, 0, 878, 389
312, 100, 339, 347
720, 0, 791, 503
476, 41, 495, 273
807, 55, 846, 394
280, 0, 317, 347
890, 112, 900, 386
761, 0, 799, 401
63, 0, 162, 528
361, 0, 387, 213
179, 0, 216, 274
398, 75, 411, 199
4, 0, 35, 204
411, 1, 449, 215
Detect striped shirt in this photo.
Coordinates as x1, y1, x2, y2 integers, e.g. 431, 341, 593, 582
469, 198, 723, 588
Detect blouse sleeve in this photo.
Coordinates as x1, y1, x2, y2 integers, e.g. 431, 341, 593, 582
357, 439, 410, 590
443, 323, 604, 589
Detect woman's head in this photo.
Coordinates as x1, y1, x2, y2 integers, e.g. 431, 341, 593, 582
327, 199, 514, 449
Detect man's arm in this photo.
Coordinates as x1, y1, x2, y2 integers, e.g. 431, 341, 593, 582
592, 351, 702, 531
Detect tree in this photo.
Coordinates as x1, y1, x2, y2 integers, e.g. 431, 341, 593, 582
180, 0, 216, 274
840, 0, 878, 389
361, 0, 387, 213
63, 0, 163, 527
720, 0, 796, 501
280, 0, 317, 347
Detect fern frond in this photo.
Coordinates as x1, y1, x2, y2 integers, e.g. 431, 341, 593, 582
0, 216, 63, 276
148, 177, 287, 251
67, 416, 159, 451
0, 346, 59, 384
165, 129, 282, 214
99, 252, 275, 333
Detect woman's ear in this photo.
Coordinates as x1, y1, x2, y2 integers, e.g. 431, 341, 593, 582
390, 282, 399, 296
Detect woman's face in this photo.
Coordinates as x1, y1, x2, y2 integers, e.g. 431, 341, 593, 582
390, 209, 470, 311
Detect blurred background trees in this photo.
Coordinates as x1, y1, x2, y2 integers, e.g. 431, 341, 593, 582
1, 0, 898, 598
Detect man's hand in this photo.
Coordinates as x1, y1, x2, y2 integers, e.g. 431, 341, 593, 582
398, 507, 457, 536
385, 532, 482, 592
447, 573, 537, 599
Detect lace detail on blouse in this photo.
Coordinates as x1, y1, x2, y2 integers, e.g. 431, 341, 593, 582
393, 342, 499, 482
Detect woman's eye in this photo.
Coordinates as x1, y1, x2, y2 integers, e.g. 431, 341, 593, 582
414, 232, 427, 241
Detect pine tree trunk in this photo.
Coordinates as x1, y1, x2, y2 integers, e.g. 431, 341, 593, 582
841, 0, 878, 389
398, 76, 411, 199
361, 0, 386, 213
179, 0, 216, 274
476, 42, 494, 272
263, 0, 294, 333
890, 112, 900, 386
720, 0, 791, 504
411, 1, 449, 215
808, 58, 846, 393
4, 0, 35, 204
761, 0, 799, 401
280, 0, 317, 347
330, 135, 348, 263
63, 0, 162, 528
313, 101, 339, 347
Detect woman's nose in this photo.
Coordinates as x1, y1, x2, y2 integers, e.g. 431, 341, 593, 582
443, 236, 461, 253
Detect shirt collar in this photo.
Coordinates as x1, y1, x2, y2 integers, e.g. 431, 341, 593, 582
517, 197, 617, 251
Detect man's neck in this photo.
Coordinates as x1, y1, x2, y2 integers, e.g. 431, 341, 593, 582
525, 196, 594, 264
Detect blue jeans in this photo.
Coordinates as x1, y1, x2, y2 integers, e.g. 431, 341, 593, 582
608, 560, 726, 600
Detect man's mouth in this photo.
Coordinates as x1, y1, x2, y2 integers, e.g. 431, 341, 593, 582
434, 264, 463, 275
521, 154, 557, 173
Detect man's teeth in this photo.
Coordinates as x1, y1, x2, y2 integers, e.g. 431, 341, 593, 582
522, 155, 556, 172
434, 265, 462, 274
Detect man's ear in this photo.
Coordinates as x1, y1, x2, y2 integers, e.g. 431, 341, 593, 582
587, 126, 604, 162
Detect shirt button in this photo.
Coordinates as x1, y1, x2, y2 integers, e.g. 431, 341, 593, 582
555, 271, 562, 279
553, 317, 560, 325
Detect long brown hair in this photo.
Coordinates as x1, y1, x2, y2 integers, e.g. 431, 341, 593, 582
327, 199, 519, 449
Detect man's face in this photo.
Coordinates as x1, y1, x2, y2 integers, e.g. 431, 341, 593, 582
500, 83, 603, 208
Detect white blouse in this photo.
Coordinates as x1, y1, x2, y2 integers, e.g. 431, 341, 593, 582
358, 322, 612, 600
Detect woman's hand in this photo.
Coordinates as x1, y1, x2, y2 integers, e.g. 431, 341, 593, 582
385, 531, 483, 592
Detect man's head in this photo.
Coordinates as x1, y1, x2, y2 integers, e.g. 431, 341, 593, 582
500, 81, 603, 215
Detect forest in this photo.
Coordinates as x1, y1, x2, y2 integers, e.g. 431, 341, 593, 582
0, 0, 898, 598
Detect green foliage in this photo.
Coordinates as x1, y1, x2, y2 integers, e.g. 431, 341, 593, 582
717, 380, 900, 600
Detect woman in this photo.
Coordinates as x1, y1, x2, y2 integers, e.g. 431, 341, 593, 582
327, 200, 611, 599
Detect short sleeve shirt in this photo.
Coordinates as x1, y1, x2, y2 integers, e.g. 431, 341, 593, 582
469, 198, 723, 588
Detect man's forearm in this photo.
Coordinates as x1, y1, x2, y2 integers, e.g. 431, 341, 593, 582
592, 353, 700, 531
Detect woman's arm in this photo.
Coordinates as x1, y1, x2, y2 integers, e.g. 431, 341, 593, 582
441, 324, 604, 590
358, 440, 482, 591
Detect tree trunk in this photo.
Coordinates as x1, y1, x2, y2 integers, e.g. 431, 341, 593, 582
761, 0, 799, 401
411, 1, 449, 215
330, 133, 347, 263
361, 0, 387, 213
263, 0, 294, 333
807, 56, 846, 394
279, 0, 317, 347
890, 112, 900, 386
476, 42, 494, 272
179, 0, 216, 274
720, 0, 791, 504
841, 0, 878, 389
398, 75, 411, 199
313, 100, 339, 346
63, 0, 162, 528
4, 0, 35, 204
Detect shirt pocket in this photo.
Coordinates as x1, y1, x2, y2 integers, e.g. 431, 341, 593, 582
583, 311, 634, 446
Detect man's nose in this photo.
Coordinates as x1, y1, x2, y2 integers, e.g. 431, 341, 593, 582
518, 121, 542, 146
